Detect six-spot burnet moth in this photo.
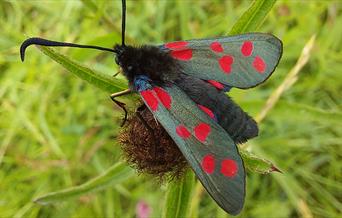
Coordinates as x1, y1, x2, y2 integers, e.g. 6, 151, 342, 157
20, 0, 282, 215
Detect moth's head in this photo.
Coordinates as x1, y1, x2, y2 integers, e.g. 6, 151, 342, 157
113, 44, 125, 66
113, 44, 130, 78
113, 44, 141, 82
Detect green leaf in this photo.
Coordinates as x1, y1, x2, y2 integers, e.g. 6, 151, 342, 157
162, 169, 195, 218
37, 46, 127, 93
34, 162, 134, 205
229, 0, 276, 35
240, 149, 280, 174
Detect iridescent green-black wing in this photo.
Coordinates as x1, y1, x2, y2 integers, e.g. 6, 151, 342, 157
161, 33, 282, 89
138, 82, 245, 215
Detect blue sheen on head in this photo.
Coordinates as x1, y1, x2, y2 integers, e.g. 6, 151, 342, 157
134, 75, 152, 92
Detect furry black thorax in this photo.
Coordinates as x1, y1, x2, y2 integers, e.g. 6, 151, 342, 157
114, 44, 180, 86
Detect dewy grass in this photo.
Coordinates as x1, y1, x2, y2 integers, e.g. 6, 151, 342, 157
0, 0, 341, 217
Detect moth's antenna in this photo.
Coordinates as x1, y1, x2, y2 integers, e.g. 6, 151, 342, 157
20, 1, 127, 61
121, 0, 126, 46
20, 37, 116, 62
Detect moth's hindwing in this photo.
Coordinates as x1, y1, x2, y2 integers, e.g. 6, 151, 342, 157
139, 83, 245, 215
162, 33, 282, 89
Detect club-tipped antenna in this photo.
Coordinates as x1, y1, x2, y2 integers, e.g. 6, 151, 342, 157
121, 0, 126, 46
20, 0, 127, 62
20, 37, 116, 62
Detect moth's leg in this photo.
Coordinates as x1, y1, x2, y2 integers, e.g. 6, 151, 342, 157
110, 89, 132, 100
112, 68, 123, 77
110, 89, 132, 127
136, 105, 154, 133
112, 71, 120, 77
136, 104, 158, 159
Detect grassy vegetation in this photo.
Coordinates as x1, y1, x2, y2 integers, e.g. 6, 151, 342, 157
1, 0, 341, 217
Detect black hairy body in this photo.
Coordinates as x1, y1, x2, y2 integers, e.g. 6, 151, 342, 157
114, 45, 180, 86
176, 74, 258, 144
115, 44, 259, 144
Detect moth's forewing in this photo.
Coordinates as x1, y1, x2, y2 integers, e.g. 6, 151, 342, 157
139, 84, 245, 215
162, 33, 282, 89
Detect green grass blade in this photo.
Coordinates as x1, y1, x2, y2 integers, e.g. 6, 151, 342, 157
37, 46, 127, 93
229, 0, 276, 35
34, 162, 134, 205
240, 149, 280, 174
162, 169, 195, 218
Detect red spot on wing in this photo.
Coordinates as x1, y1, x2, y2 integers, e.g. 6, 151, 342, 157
153, 87, 172, 109
253, 56, 266, 73
198, 105, 215, 119
219, 55, 234, 74
221, 159, 238, 177
202, 154, 215, 174
141, 90, 158, 111
207, 80, 224, 90
210, 41, 224, 53
176, 125, 191, 139
165, 41, 188, 50
194, 123, 211, 142
241, 41, 253, 56
171, 49, 193, 61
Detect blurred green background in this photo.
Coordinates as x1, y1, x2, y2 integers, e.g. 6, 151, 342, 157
0, 0, 341, 217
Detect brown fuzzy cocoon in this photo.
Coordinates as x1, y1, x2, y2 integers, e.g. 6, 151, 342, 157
118, 106, 188, 180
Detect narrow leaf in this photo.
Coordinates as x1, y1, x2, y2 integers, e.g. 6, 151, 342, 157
229, 0, 276, 35
37, 46, 127, 93
240, 149, 280, 174
163, 169, 195, 218
34, 162, 134, 205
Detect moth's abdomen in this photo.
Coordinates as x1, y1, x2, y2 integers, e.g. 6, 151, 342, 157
218, 102, 258, 144
175, 74, 258, 144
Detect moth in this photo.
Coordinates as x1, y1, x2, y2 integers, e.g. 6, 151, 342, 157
20, 0, 282, 215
